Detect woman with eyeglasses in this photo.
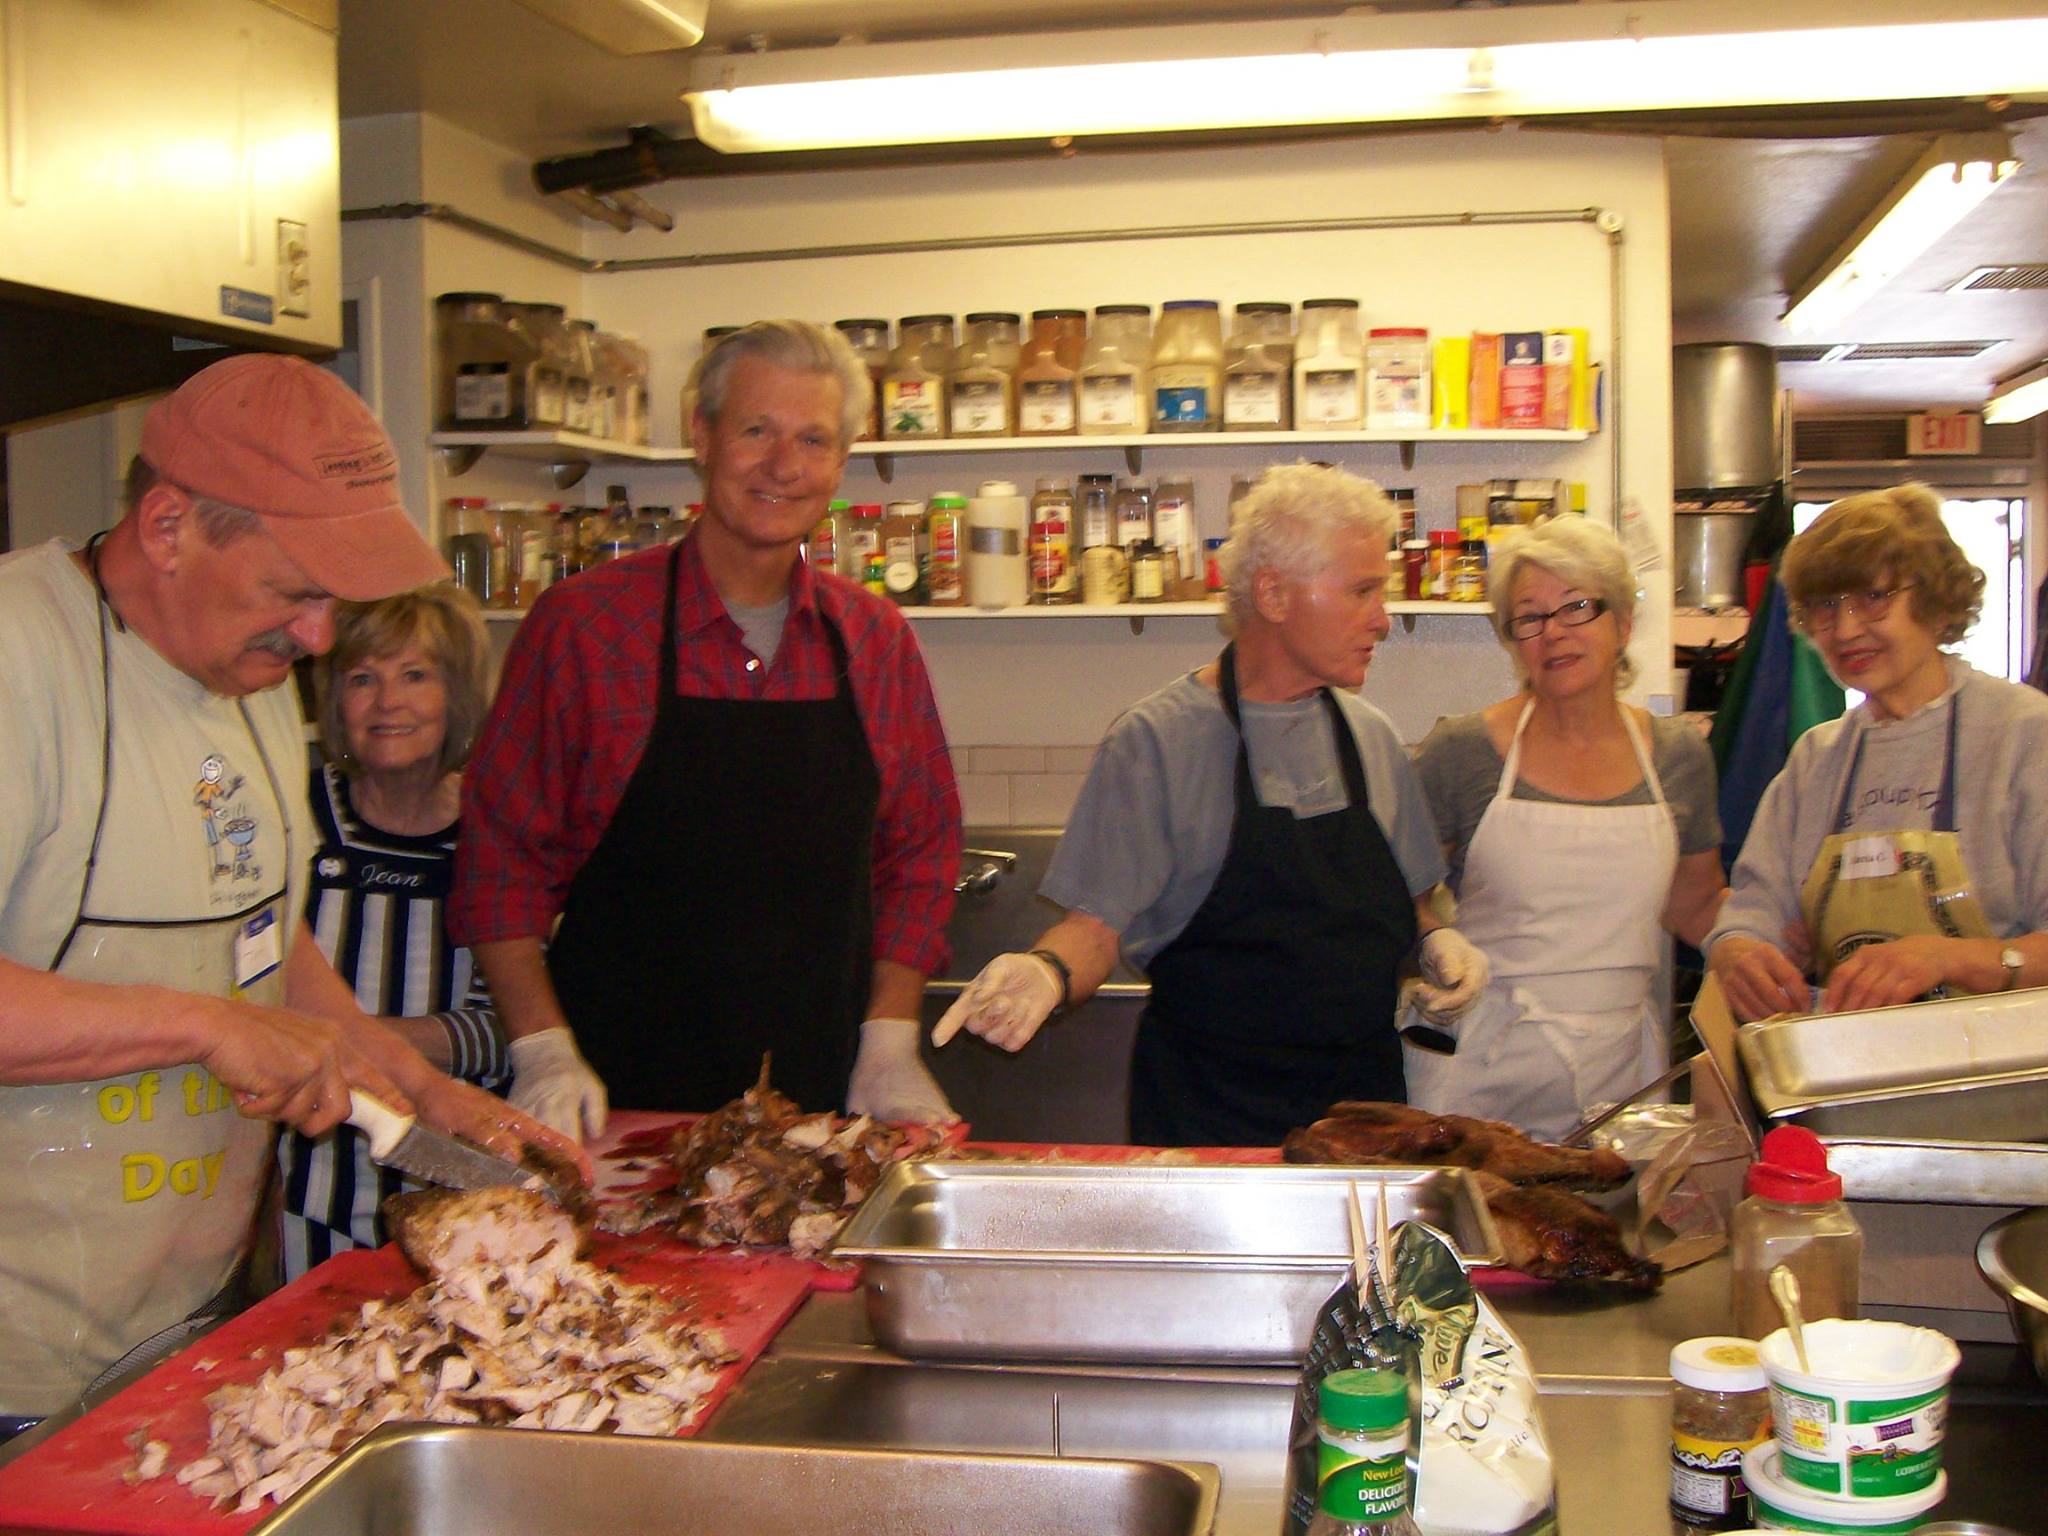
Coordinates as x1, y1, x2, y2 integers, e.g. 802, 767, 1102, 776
1403, 515, 1728, 1138
1706, 483, 2048, 1022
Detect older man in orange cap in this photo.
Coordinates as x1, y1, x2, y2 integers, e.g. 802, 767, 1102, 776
0, 353, 583, 1435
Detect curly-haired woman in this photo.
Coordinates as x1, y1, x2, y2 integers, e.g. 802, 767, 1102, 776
1707, 483, 2048, 1019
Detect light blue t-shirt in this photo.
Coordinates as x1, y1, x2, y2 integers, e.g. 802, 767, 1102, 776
1042, 671, 1447, 971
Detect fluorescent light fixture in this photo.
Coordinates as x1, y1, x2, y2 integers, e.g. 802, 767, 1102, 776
681, 3, 2048, 155
513, 0, 704, 55
1782, 133, 2021, 334
1985, 359, 2048, 425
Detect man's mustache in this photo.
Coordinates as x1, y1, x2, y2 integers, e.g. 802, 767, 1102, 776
246, 629, 309, 662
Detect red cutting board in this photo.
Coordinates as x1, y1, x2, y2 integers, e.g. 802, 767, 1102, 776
0, 1235, 819, 1536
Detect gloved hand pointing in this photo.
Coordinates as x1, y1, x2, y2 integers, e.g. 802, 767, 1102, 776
847, 1017, 959, 1125
930, 951, 1064, 1052
1410, 928, 1490, 1025
507, 1025, 609, 1142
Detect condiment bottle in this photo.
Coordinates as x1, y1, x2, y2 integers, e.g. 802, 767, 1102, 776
1452, 538, 1487, 602
1668, 1337, 1772, 1535
1113, 477, 1153, 551
880, 500, 926, 605
1365, 327, 1431, 431
882, 314, 954, 440
1295, 298, 1366, 430
562, 317, 601, 435
1223, 301, 1294, 431
1151, 477, 1200, 599
433, 292, 527, 431
803, 513, 838, 574
1730, 1126, 1863, 1341
1401, 538, 1428, 603
1080, 543, 1129, 605
1426, 530, 1460, 600
1078, 304, 1151, 435
1016, 309, 1086, 437
837, 501, 880, 581
1076, 473, 1116, 550
1130, 540, 1169, 603
923, 492, 967, 606
1028, 478, 1076, 605
513, 303, 573, 430
1150, 299, 1223, 432
965, 479, 1029, 608
1304, 1368, 1420, 1536
833, 318, 892, 441
948, 312, 1021, 437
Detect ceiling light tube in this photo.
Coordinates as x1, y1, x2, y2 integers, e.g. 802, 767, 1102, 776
1985, 359, 2048, 425
1781, 132, 2021, 335
681, 6, 2048, 155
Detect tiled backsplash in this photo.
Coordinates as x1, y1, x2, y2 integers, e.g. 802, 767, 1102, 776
951, 745, 1100, 828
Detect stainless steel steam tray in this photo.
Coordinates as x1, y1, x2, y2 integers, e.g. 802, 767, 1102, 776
1738, 992, 2048, 1141
831, 1160, 1499, 1364
251, 1423, 1221, 1536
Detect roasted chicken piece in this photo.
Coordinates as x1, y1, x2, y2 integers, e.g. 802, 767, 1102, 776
1472, 1171, 1662, 1292
383, 1183, 591, 1279
1284, 1101, 1630, 1191
605, 1056, 929, 1257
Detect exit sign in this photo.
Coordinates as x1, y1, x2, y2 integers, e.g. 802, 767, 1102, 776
1907, 412, 1982, 455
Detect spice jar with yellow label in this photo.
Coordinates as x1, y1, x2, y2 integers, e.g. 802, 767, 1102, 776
1669, 1337, 1772, 1534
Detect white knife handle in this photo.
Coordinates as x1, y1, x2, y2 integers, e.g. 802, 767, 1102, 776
347, 1089, 416, 1162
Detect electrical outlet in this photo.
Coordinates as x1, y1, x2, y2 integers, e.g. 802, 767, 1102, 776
276, 218, 311, 319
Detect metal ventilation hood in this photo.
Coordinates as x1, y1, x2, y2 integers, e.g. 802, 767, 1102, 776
0, 0, 343, 429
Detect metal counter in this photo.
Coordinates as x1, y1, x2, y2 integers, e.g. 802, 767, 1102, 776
702, 1258, 2048, 1536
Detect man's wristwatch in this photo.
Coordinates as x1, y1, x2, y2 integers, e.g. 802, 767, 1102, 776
1029, 948, 1073, 1014
2000, 945, 2025, 991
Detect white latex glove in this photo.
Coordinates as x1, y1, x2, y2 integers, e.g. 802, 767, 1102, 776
929, 952, 1063, 1052
507, 1026, 609, 1142
847, 1017, 959, 1125
1410, 927, 1490, 1026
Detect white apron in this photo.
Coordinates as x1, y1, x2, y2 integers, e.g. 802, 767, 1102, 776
1403, 701, 1679, 1141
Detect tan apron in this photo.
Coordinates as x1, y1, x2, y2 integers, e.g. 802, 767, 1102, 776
0, 591, 281, 1418
1799, 692, 1995, 993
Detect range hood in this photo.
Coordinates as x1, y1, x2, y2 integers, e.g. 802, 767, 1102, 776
0, 0, 342, 428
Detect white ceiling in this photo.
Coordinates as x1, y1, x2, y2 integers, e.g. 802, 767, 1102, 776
336, 0, 2048, 415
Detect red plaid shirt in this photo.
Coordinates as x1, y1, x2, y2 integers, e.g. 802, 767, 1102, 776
448, 537, 960, 977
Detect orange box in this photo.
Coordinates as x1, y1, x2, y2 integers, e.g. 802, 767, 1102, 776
1468, 333, 1502, 429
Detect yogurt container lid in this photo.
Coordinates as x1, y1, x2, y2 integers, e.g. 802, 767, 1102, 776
1671, 1335, 1767, 1392
1744, 1443, 1946, 1531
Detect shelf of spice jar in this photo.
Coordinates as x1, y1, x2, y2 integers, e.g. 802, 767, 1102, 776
430, 430, 688, 489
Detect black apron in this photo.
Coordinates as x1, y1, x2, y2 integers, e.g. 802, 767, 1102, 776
1129, 647, 1419, 1146
545, 543, 880, 1114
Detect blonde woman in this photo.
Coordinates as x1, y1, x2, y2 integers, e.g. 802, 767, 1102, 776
1708, 484, 2048, 1020
1405, 516, 1727, 1139
278, 585, 507, 1279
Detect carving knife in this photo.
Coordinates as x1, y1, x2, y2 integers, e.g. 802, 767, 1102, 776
347, 1089, 548, 1196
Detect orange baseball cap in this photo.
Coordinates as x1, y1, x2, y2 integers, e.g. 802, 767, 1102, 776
140, 354, 449, 602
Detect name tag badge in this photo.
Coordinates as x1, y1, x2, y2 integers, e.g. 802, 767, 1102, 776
233, 909, 283, 991
1841, 835, 1903, 882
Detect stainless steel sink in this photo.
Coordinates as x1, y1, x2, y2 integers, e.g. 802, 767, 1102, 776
251, 1423, 1221, 1536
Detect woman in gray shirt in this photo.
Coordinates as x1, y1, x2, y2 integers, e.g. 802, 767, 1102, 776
1406, 516, 1726, 1139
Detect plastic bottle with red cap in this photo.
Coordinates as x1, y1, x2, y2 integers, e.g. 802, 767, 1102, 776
1729, 1125, 1863, 1340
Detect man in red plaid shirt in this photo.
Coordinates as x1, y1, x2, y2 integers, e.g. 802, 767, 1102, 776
448, 321, 962, 1138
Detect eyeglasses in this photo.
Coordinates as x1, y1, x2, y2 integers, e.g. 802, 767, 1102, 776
1504, 597, 1607, 641
1795, 585, 1910, 634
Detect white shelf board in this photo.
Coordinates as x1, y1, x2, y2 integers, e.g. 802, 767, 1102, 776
483, 598, 1491, 623
429, 431, 691, 464
430, 427, 1592, 474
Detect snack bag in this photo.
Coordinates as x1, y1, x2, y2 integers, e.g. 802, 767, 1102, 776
1280, 1221, 1557, 1536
